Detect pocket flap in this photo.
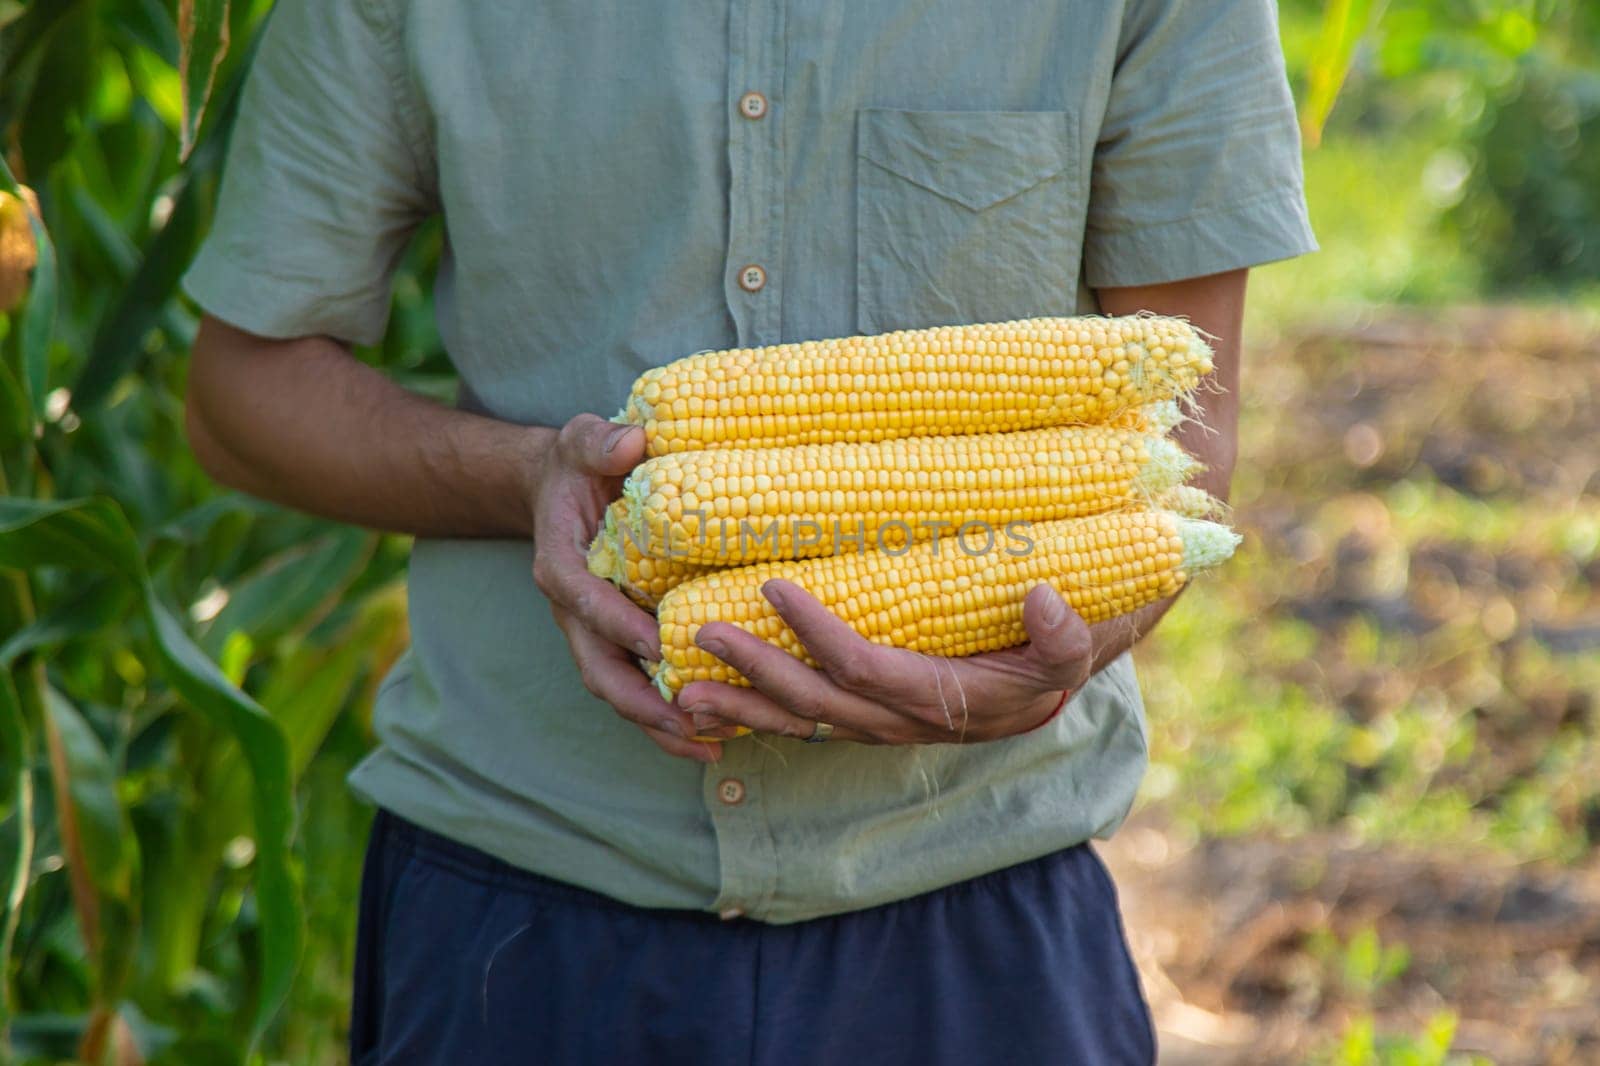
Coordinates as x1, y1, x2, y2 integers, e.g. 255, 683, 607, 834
859, 109, 1072, 212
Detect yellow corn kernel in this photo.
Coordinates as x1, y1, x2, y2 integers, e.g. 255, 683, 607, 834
620, 316, 1214, 456
623, 424, 1198, 565
651, 509, 1240, 697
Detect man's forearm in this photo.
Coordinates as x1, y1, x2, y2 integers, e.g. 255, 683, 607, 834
186, 316, 556, 538
1084, 268, 1248, 674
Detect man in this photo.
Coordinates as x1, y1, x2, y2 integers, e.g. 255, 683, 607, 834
183, 0, 1314, 1061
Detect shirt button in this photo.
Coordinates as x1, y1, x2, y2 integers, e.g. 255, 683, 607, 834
738, 91, 769, 120
737, 264, 767, 293
717, 778, 746, 805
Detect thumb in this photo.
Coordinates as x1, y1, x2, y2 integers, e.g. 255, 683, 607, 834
558, 414, 646, 478
1020, 584, 1092, 691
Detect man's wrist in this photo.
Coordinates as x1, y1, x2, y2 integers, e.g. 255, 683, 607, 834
507, 424, 558, 537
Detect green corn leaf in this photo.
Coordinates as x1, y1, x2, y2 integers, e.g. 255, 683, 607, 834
0, 355, 29, 450
202, 530, 373, 656
0, 497, 143, 576
255, 582, 406, 779
145, 600, 299, 1050
152, 494, 277, 548
71, 162, 205, 411
0, 671, 33, 1030
0, 579, 135, 669
0, 0, 81, 133
1301, 0, 1388, 148
105, 0, 181, 67
0, 660, 24, 818
201, 618, 373, 866
176, 0, 230, 160
72, 48, 246, 410
17, 4, 97, 180
67, 177, 201, 343
43, 690, 136, 900
0, 496, 301, 1048
6, 1012, 87, 1060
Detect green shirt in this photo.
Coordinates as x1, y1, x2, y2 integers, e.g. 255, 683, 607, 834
185, 0, 1314, 923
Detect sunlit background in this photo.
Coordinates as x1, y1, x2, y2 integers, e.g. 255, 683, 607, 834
0, 1, 1596, 1062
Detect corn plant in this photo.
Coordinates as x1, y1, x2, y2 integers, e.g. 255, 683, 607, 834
0, 2, 435, 1061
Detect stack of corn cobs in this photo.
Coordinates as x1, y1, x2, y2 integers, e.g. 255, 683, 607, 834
588, 315, 1241, 721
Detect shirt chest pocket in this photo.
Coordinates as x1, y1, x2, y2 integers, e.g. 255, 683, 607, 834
855, 109, 1085, 335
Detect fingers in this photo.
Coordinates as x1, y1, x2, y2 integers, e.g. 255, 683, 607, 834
553, 607, 719, 762
531, 415, 656, 656
679, 680, 872, 744
533, 513, 659, 658
556, 413, 644, 479
694, 621, 916, 741
1018, 584, 1094, 693
764, 580, 977, 729
542, 560, 661, 660
761, 580, 906, 703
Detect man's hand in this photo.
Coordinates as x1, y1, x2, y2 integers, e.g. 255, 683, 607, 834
677, 579, 1089, 744
530, 414, 727, 761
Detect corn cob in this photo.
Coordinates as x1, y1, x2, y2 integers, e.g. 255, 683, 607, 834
651, 509, 1240, 697
620, 316, 1213, 456
623, 424, 1198, 565
586, 500, 720, 610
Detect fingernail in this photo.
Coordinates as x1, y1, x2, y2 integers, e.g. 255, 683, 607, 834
634, 640, 657, 661
1041, 594, 1066, 627
659, 719, 684, 737
762, 582, 787, 610
686, 703, 715, 717
697, 636, 727, 658
603, 424, 632, 455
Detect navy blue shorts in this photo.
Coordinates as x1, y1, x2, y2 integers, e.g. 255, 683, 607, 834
350, 810, 1156, 1065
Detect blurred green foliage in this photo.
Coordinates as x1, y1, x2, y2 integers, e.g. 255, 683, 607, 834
1279, 0, 1600, 305
1316, 1011, 1468, 1066
0, 1, 1595, 1063
1307, 925, 1412, 1001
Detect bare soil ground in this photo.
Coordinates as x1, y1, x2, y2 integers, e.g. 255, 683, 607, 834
1103, 814, 1600, 1064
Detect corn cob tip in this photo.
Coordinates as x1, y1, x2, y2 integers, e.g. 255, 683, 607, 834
648, 655, 776, 737
649, 660, 679, 701
1143, 400, 1186, 434
1154, 485, 1229, 520
619, 472, 653, 543
586, 526, 622, 583
1127, 332, 1212, 402
1136, 436, 1201, 495
1176, 516, 1241, 572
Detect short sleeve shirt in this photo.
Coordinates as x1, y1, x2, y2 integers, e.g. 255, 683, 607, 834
184, 0, 1315, 923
